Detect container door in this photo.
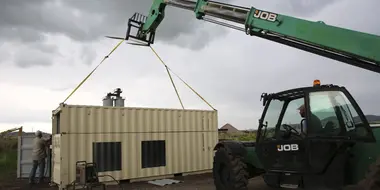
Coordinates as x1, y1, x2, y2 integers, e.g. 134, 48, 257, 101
306, 89, 375, 174
51, 134, 61, 184
17, 135, 50, 178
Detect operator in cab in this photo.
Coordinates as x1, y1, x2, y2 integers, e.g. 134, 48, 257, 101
298, 104, 322, 136
29, 130, 51, 184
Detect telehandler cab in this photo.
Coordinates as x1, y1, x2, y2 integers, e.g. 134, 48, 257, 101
212, 80, 380, 189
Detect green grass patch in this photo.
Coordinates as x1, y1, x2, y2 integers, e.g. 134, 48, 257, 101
0, 138, 18, 179
0, 150, 17, 171
219, 132, 257, 141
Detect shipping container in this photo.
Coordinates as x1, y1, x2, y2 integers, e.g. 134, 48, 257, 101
51, 103, 218, 189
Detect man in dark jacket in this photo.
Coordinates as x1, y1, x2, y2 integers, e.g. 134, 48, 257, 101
29, 130, 51, 184
298, 104, 322, 135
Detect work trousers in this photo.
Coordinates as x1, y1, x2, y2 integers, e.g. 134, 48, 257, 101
29, 158, 46, 183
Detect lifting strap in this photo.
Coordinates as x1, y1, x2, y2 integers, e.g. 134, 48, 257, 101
57, 38, 216, 112
149, 46, 216, 111
148, 46, 184, 109
60, 39, 125, 104
165, 64, 185, 109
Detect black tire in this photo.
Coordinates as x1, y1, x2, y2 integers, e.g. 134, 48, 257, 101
262, 173, 280, 188
213, 147, 249, 190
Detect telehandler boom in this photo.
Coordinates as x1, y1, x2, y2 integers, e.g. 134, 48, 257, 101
124, 0, 380, 73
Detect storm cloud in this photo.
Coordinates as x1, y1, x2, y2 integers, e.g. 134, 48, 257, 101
0, 0, 345, 68
0, 0, 379, 131
0, 0, 231, 46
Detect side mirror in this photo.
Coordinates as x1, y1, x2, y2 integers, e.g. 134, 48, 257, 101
300, 119, 306, 133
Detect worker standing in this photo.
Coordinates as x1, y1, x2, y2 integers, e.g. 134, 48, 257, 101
29, 130, 51, 184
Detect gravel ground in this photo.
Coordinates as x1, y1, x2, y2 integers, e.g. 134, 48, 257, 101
0, 172, 278, 190
1, 172, 366, 190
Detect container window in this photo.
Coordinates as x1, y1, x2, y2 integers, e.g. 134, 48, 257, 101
141, 140, 166, 168
92, 142, 122, 172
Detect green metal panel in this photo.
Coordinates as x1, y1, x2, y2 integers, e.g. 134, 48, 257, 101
244, 146, 263, 170
348, 127, 380, 184
141, 0, 166, 35
194, 0, 207, 19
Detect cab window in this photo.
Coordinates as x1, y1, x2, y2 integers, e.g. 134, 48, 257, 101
309, 91, 340, 135
280, 98, 305, 134
331, 91, 368, 137
308, 90, 368, 138
259, 99, 284, 141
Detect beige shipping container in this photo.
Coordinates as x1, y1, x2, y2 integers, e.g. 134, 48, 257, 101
51, 104, 218, 189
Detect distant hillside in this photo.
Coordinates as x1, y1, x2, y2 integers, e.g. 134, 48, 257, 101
313, 108, 380, 124
321, 114, 380, 124
365, 115, 380, 123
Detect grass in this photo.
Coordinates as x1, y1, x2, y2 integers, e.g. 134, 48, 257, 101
0, 138, 18, 180
219, 131, 257, 141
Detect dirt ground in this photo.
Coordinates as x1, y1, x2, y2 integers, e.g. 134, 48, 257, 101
0, 172, 278, 190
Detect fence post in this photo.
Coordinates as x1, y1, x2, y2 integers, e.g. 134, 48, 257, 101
17, 135, 22, 178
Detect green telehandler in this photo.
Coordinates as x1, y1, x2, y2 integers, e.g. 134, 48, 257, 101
109, 0, 380, 189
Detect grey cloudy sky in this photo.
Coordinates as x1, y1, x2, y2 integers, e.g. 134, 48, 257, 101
0, 0, 379, 133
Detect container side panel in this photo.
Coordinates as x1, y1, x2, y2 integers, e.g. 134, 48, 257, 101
59, 131, 218, 187
61, 105, 217, 134
52, 134, 61, 184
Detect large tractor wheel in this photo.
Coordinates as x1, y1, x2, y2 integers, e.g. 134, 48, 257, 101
213, 146, 249, 190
